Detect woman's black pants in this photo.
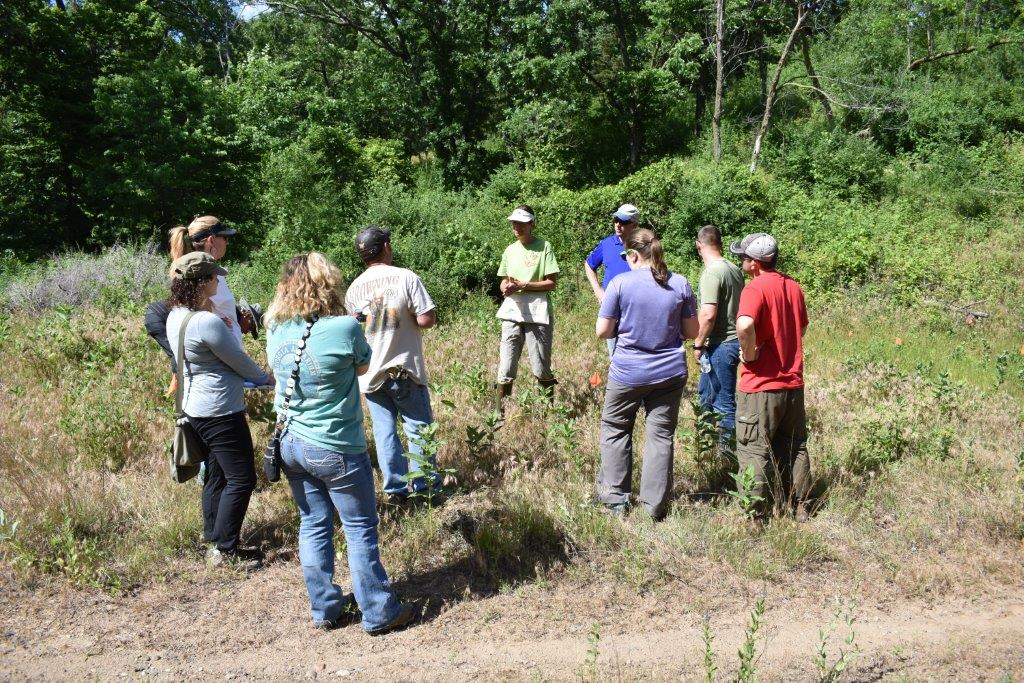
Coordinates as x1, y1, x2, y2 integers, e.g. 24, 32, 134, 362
188, 411, 257, 552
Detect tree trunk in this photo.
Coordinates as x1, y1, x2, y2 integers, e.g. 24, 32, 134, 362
799, 33, 833, 125
750, 5, 808, 173
713, 0, 725, 161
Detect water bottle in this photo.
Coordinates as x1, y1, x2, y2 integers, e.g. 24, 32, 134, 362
699, 350, 711, 375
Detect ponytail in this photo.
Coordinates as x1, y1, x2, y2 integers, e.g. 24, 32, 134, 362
627, 228, 670, 288
167, 225, 194, 276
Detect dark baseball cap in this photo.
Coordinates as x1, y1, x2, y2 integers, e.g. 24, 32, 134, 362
355, 226, 391, 261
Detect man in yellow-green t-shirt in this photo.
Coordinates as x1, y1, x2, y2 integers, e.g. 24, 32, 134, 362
495, 205, 560, 407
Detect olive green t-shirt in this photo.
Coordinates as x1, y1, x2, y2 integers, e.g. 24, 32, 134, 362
699, 257, 744, 344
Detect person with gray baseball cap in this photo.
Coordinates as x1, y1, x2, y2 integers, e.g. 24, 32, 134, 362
731, 232, 812, 521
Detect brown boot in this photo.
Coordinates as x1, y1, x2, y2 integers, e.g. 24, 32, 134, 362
494, 382, 514, 419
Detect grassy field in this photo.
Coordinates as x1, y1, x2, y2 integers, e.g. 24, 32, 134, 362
1, 288, 1021, 604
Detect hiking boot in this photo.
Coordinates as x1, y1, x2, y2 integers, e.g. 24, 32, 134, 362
313, 595, 359, 631
601, 502, 630, 518
367, 601, 420, 636
493, 382, 514, 424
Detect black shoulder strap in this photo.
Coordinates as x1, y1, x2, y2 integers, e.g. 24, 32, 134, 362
274, 317, 318, 434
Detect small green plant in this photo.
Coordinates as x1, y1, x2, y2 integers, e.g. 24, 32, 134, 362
578, 621, 601, 682
995, 351, 1010, 387
729, 464, 765, 518
547, 404, 577, 462
736, 597, 766, 683
466, 410, 501, 458
814, 597, 858, 682
404, 422, 456, 508
702, 613, 717, 683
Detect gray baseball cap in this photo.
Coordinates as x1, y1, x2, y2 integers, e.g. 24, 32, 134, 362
729, 232, 778, 262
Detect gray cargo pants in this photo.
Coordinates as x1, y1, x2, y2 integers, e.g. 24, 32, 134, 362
496, 319, 554, 383
596, 375, 686, 519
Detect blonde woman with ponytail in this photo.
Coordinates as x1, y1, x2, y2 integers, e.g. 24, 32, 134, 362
594, 228, 700, 521
167, 216, 254, 345
264, 252, 418, 635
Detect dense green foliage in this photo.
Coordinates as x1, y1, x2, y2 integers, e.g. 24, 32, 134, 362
1, 0, 1023, 312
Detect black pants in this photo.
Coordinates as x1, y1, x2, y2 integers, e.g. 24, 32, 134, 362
188, 411, 257, 551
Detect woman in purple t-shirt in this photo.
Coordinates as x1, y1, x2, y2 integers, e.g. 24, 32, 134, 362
595, 229, 699, 520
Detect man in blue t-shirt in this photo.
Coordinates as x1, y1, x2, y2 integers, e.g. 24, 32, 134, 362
584, 203, 639, 356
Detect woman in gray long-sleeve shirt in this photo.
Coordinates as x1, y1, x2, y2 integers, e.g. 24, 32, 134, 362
167, 252, 271, 567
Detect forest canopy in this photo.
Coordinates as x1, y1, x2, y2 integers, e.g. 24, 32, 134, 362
1, 0, 1022, 271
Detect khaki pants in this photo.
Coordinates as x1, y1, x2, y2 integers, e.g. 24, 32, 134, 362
735, 388, 811, 512
497, 319, 554, 383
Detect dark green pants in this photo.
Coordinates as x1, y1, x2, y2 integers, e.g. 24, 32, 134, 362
735, 388, 811, 511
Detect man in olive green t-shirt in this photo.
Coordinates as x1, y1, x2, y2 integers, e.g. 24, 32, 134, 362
495, 205, 560, 408
693, 225, 745, 458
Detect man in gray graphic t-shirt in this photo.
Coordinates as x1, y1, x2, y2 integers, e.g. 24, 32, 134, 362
346, 226, 440, 502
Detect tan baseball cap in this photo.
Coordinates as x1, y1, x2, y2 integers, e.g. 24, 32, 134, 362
171, 252, 227, 280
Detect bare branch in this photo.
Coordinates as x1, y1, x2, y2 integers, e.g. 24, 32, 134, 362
907, 37, 1021, 71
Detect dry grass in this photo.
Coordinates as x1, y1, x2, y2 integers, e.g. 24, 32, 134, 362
0, 295, 1022, 604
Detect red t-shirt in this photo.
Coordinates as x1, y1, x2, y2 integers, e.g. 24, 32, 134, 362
737, 271, 808, 393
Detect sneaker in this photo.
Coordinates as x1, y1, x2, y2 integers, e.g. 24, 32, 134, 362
313, 595, 359, 631
206, 546, 263, 571
366, 601, 420, 636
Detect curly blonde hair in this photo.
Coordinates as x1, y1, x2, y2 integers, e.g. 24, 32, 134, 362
265, 252, 347, 326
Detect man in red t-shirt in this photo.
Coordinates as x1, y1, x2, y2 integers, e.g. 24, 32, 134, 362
729, 233, 811, 521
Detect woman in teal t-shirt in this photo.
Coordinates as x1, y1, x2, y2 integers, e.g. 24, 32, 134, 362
264, 252, 416, 635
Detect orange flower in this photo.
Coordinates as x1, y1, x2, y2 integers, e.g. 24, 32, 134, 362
894, 337, 903, 346
589, 371, 603, 388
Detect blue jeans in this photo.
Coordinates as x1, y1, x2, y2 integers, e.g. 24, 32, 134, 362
697, 339, 740, 453
280, 432, 400, 632
365, 377, 439, 496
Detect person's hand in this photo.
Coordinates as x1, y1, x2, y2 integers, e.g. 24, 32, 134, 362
740, 345, 760, 364
693, 347, 703, 361
596, 288, 605, 303
165, 373, 178, 398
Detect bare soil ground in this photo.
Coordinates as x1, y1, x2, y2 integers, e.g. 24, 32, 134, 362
3, 561, 1022, 681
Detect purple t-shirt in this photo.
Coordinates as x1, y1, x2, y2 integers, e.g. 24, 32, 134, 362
599, 268, 698, 386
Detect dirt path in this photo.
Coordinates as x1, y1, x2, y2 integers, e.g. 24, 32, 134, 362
2, 564, 1023, 681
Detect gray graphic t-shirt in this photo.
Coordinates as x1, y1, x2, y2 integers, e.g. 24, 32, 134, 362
345, 265, 436, 393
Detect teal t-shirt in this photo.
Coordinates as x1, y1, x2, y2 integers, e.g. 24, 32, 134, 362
266, 315, 372, 454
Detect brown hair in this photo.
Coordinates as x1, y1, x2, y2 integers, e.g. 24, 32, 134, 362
168, 215, 221, 276
167, 274, 215, 311
264, 252, 347, 325
627, 228, 670, 288
696, 224, 722, 249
